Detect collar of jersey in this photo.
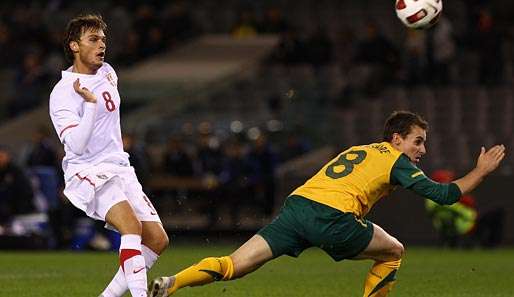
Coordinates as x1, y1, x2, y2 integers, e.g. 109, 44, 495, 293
61, 65, 103, 80
382, 141, 402, 155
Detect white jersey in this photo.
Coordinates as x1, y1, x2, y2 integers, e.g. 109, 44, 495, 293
49, 63, 129, 181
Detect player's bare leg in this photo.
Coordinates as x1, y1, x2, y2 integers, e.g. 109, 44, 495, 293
352, 223, 404, 297
102, 222, 169, 297
105, 201, 147, 297
141, 222, 169, 255
149, 234, 273, 297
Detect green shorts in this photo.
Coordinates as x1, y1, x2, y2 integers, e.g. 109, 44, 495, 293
258, 195, 374, 261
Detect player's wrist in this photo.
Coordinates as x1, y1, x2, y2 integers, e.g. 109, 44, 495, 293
471, 166, 488, 179
86, 95, 97, 103
84, 101, 97, 108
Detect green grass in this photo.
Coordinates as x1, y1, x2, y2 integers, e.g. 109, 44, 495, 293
1, 246, 513, 296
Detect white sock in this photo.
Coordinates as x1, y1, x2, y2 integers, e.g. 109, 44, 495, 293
119, 234, 147, 297
101, 244, 159, 297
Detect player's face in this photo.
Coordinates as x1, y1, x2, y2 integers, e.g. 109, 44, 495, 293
393, 125, 427, 163
75, 29, 106, 72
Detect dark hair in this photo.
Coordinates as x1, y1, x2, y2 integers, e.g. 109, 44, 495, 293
383, 111, 428, 142
63, 14, 107, 63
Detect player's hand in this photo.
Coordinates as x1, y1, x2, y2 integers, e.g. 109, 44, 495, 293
73, 78, 97, 103
475, 145, 505, 176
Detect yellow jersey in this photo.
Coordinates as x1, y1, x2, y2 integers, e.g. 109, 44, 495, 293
291, 142, 403, 217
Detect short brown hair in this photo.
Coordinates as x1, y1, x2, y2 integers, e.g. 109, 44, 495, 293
383, 111, 428, 142
63, 14, 107, 63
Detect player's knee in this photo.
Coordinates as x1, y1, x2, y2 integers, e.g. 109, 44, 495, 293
390, 241, 404, 260
154, 232, 169, 254
144, 230, 169, 254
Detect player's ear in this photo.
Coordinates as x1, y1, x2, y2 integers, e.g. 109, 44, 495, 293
392, 133, 402, 146
70, 41, 79, 53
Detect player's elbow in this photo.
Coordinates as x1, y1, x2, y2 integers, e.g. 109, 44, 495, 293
144, 230, 169, 255
64, 137, 87, 155
68, 144, 87, 155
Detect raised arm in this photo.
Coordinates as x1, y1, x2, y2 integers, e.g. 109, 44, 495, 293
391, 155, 461, 205
453, 145, 505, 195
391, 145, 506, 205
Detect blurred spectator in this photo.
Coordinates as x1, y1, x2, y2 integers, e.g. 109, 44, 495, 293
247, 134, 278, 216
425, 169, 476, 247
426, 16, 456, 85
267, 94, 283, 118
403, 29, 427, 85
133, 4, 166, 59
353, 22, 400, 95
196, 131, 224, 223
122, 133, 151, 187
218, 139, 254, 226
269, 27, 307, 65
8, 50, 50, 117
281, 133, 311, 162
197, 132, 224, 177
162, 1, 197, 48
258, 8, 289, 34
0, 21, 16, 69
141, 26, 166, 58
231, 10, 258, 38
475, 9, 504, 85
426, 169, 505, 248
163, 136, 195, 177
0, 146, 35, 225
104, 5, 132, 62
24, 125, 60, 170
115, 31, 140, 67
305, 25, 333, 69
22, 125, 61, 224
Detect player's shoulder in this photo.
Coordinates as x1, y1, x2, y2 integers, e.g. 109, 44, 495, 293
49, 75, 79, 110
99, 62, 118, 83
50, 77, 73, 100
358, 142, 403, 161
101, 62, 117, 75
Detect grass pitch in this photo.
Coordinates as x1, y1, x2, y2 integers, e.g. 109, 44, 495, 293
0, 246, 513, 297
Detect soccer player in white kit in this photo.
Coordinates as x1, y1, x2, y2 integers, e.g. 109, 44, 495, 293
49, 14, 169, 297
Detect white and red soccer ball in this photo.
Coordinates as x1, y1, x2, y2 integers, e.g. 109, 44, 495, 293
395, 0, 443, 29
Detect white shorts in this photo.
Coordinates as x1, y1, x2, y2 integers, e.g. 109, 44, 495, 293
63, 162, 161, 224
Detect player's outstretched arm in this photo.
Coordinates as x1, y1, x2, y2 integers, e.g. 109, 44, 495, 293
453, 145, 506, 195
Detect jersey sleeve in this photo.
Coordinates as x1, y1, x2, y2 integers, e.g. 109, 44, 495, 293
49, 87, 97, 155
49, 88, 81, 143
391, 154, 462, 205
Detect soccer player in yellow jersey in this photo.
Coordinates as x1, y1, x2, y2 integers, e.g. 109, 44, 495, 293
149, 111, 505, 297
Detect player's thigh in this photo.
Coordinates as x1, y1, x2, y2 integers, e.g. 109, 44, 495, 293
105, 199, 141, 235
230, 234, 274, 278
353, 223, 404, 262
122, 167, 161, 223
256, 196, 311, 260
141, 221, 169, 254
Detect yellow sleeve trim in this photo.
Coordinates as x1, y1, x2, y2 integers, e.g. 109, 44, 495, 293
411, 171, 424, 178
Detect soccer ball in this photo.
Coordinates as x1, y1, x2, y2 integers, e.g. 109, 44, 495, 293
395, 0, 443, 29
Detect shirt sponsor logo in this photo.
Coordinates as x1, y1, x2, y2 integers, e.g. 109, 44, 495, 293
96, 174, 108, 180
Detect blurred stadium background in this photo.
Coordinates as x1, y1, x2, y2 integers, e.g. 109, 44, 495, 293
0, 0, 513, 256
